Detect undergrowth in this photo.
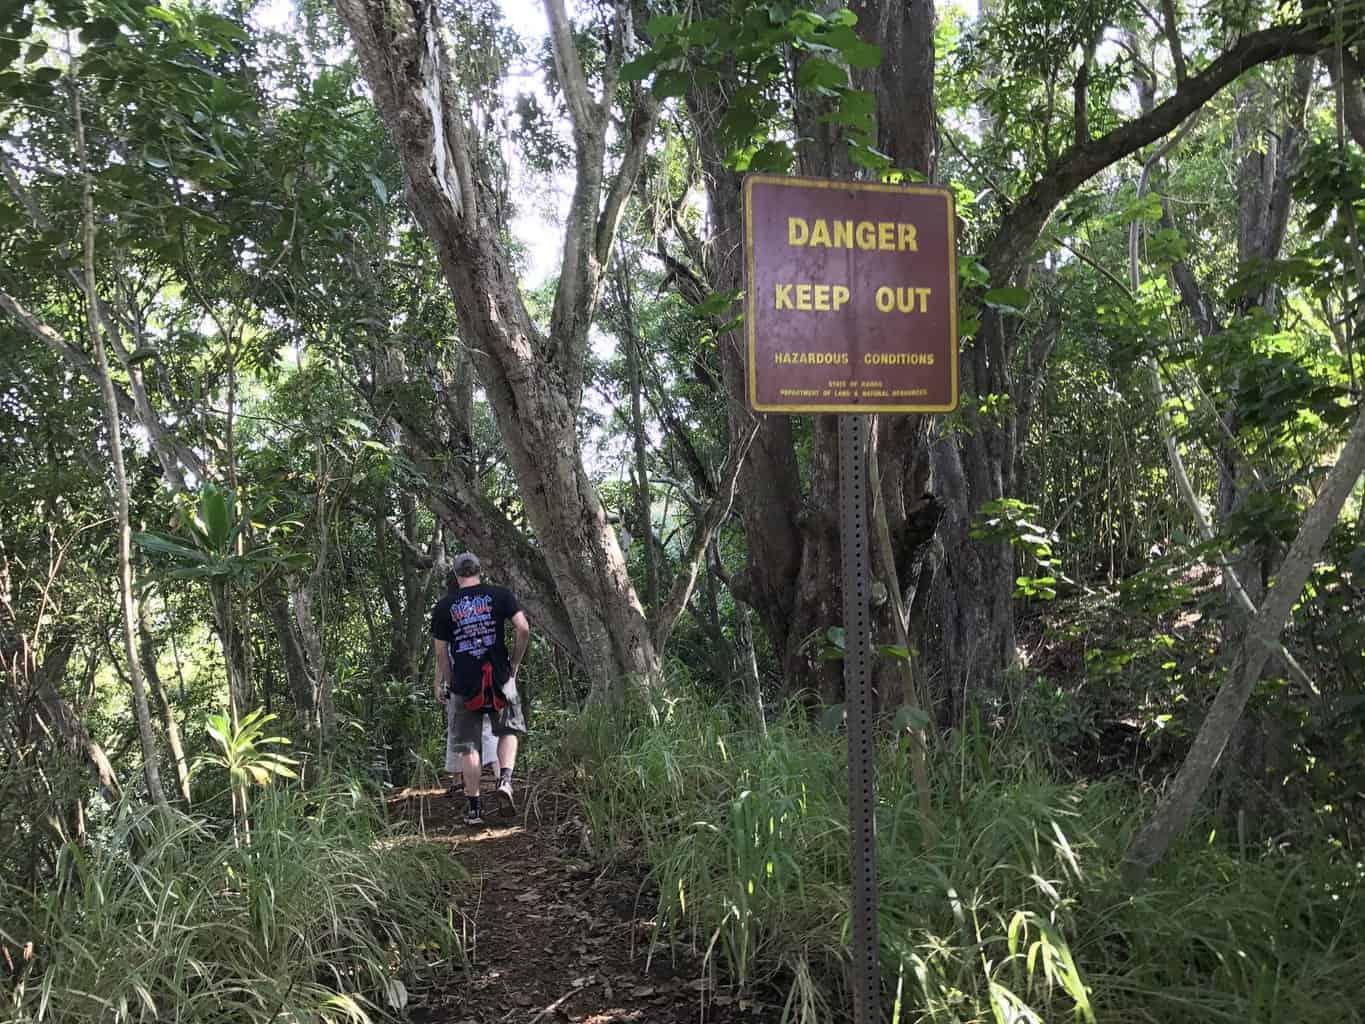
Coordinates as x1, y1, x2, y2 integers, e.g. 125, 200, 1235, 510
0, 782, 462, 1023
566, 693, 1364, 1023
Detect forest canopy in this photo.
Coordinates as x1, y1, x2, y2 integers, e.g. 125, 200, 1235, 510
2, 0, 1364, 1018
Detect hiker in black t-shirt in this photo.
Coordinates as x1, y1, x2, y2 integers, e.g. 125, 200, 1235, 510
431, 552, 531, 826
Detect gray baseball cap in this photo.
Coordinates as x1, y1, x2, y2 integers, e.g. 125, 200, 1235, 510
452, 551, 481, 577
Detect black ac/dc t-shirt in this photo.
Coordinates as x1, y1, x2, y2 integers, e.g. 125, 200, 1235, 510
430, 584, 520, 699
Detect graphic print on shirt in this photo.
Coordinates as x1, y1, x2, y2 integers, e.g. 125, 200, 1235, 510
449, 593, 498, 661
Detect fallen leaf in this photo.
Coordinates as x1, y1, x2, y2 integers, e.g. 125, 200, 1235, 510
631, 986, 656, 998
513, 993, 534, 1007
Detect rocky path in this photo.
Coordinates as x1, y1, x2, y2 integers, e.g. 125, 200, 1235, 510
388, 784, 777, 1024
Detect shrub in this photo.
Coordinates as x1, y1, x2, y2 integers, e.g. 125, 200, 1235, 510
568, 692, 1365, 1023
1, 782, 462, 1023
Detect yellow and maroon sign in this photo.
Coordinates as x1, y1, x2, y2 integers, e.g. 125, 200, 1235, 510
743, 175, 958, 413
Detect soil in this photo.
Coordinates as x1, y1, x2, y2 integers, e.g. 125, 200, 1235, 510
387, 781, 780, 1024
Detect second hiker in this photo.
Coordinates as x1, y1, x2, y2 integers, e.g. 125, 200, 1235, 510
431, 551, 530, 825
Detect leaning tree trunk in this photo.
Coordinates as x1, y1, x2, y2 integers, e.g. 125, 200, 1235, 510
136, 594, 191, 804
28, 639, 123, 806
72, 71, 167, 812
335, 0, 662, 703
1123, 403, 1365, 883
209, 580, 252, 725
265, 575, 315, 718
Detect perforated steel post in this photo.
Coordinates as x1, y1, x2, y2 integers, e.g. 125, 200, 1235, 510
838, 413, 879, 1024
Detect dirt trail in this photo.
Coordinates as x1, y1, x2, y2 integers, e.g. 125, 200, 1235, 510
389, 784, 775, 1024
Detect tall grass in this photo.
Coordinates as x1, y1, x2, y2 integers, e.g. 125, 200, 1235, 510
568, 693, 1365, 1023
1, 782, 462, 1023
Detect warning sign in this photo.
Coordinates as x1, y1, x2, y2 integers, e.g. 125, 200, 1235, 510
743, 175, 959, 413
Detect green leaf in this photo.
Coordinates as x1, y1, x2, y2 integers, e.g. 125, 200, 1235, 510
743, 140, 795, 173
983, 286, 1030, 313
144, 6, 182, 28
168, 565, 224, 580
691, 289, 741, 317
849, 142, 892, 171
134, 531, 208, 563
843, 39, 881, 68
367, 172, 387, 204
644, 13, 682, 36
651, 69, 691, 100
79, 15, 120, 42
878, 644, 910, 660
795, 57, 846, 91
893, 705, 931, 733
819, 703, 846, 733
823, 89, 875, 127
620, 50, 664, 82
684, 18, 721, 45
199, 485, 232, 551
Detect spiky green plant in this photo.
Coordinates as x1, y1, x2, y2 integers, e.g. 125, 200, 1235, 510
0, 783, 462, 1023
566, 690, 1365, 1024
193, 708, 299, 840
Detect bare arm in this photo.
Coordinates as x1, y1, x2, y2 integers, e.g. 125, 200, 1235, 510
510, 611, 530, 676
432, 638, 449, 703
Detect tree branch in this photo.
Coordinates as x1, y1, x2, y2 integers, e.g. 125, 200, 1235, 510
596, 87, 661, 271
653, 419, 759, 653
1073, 32, 1100, 144
2, 148, 204, 488
1160, 0, 1187, 83
544, 0, 598, 137
1337, 47, 1365, 149
335, 0, 476, 221
0, 288, 109, 386
985, 21, 1334, 281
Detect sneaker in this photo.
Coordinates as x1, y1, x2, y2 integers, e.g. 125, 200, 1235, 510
463, 806, 484, 827
495, 779, 516, 818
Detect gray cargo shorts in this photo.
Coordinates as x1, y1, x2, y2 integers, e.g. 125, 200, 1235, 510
445, 696, 526, 766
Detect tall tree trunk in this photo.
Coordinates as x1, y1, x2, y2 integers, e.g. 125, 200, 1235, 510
71, 67, 167, 811
28, 637, 124, 806
683, 0, 942, 703
265, 575, 314, 718
336, 0, 663, 704
619, 267, 661, 614
868, 426, 932, 822
210, 580, 252, 724
136, 593, 191, 804
291, 577, 335, 746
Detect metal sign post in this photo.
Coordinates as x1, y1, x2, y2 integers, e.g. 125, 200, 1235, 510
742, 172, 958, 1024
838, 413, 879, 1024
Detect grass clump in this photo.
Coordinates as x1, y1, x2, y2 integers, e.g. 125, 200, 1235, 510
1, 781, 462, 1023
567, 692, 1365, 1023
